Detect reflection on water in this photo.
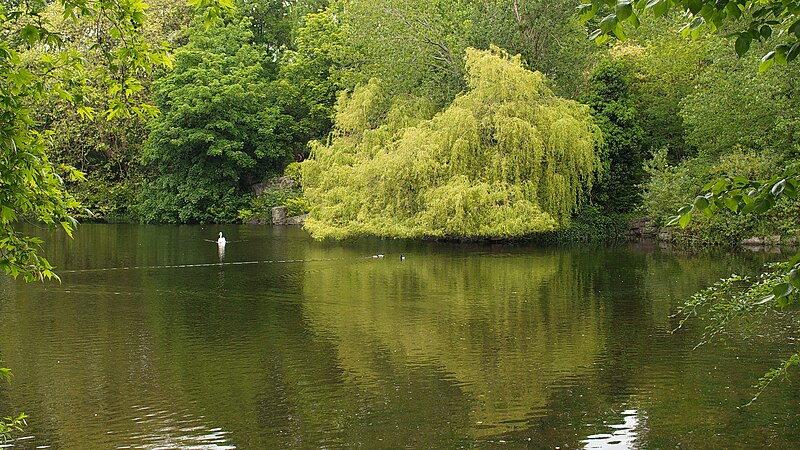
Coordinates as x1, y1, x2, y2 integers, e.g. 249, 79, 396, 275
581, 409, 640, 449
126, 404, 235, 449
217, 241, 226, 262
0, 224, 797, 448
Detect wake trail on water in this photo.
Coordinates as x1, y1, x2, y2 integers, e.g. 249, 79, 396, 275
58, 255, 388, 274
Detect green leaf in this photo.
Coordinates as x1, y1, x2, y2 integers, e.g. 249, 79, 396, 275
759, 51, 775, 72
688, 0, 702, 14
711, 179, 728, 195
787, 41, 800, 63
771, 179, 786, 197
789, 269, 800, 288
790, 252, 800, 266
579, 4, 598, 22
760, 25, 772, 39
775, 45, 788, 65
678, 211, 691, 228
725, 1, 742, 19
773, 282, 794, 300
613, 21, 627, 39
666, 215, 680, 226
690, 16, 704, 32
723, 196, 739, 212
732, 176, 749, 186
693, 195, 710, 211
789, 19, 800, 38
651, 0, 669, 16
735, 33, 751, 56
600, 14, 618, 33
20, 24, 41, 45
616, 1, 633, 21
0, 206, 17, 223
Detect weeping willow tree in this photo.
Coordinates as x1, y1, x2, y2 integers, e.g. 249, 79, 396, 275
302, 46, 602, 239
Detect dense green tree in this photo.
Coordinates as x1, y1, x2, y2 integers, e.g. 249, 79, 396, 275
303, 47, 602, 239
580, 59, 644, 213
0, 0, 172, 282
614, 22, 716, 161
137, 17, 287, 223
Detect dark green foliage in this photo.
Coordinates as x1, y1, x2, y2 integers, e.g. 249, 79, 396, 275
581, 60, 645, 213
534, 206, 632, 244
138, 17, 289, 223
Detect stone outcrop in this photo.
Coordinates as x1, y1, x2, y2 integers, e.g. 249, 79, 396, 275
741, 235, 782, 247
251, 176, 297, 196
624, 217, 660, 240
271, 206, 307, 226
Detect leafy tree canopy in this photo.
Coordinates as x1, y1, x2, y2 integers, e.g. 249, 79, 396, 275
302, 46, 602, 239
0, 0, 183, 281
338, 0, 474, 105
581, 0, 800, 70
138, 16, 287, 223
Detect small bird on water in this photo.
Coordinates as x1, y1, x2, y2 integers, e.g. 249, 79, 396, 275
217, 232, 226, 246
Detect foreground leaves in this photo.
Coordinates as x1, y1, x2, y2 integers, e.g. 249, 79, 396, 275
669, 167, 800, 402
580, 1, 800, 68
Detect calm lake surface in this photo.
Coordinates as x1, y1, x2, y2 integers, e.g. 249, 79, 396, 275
1, 224, 798, 449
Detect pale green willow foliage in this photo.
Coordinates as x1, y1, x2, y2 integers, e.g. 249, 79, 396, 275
303, 47, 602, 239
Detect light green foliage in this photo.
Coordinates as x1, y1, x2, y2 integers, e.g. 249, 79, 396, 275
674, 260, 800, 403
640, 44, 800, 239
679, 53, 800, 158
283, 162, 303, 185
642, 147, 798, 244
138, 16, 286, 223
0, 0, 170, 282
0, 366, 27, 443
580, 1, 800, 68
610, 26, 716, 161
303, 47, 602, 239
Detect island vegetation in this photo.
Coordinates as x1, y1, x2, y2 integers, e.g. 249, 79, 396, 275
2, 0, 800, 440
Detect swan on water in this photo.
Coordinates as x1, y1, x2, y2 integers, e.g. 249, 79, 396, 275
217, 232, 226, 246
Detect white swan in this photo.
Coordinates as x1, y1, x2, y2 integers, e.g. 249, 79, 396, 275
217, 232, 226, 246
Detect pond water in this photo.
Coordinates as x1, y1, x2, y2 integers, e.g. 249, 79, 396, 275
0, 224, 798, 449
